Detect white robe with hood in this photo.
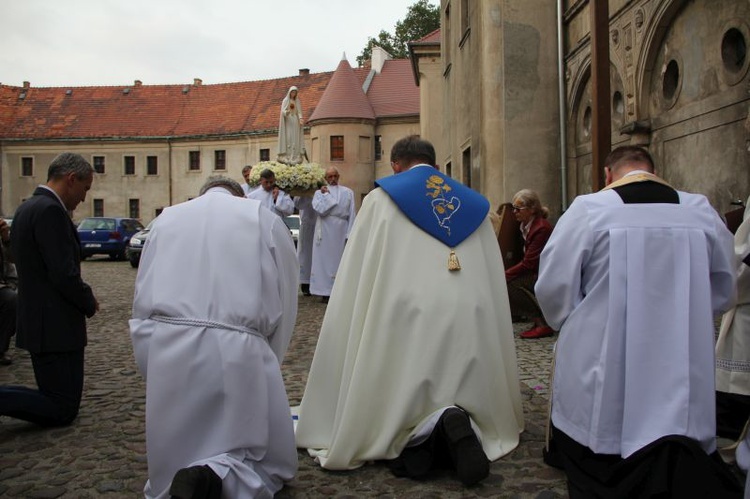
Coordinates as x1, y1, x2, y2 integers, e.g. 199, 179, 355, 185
309, 185, 356, 296
130, 188, 299, 498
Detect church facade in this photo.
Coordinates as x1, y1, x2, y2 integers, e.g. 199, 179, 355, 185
412, 0, 749, 218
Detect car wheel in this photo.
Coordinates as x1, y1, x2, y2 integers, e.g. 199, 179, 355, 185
129, 256, 139, 268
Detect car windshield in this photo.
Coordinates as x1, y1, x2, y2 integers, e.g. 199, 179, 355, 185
79, 218, 115, 231
284, 216, 300, 230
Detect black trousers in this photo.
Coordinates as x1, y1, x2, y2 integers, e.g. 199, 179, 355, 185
546, 424, 742, 498
0, 349, 84, 426
0, 286, 17, 354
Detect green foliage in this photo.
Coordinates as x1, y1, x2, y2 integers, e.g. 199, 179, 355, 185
356, 0, 440, 66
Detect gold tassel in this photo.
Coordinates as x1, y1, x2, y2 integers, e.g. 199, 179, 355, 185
448, 249, 461, 271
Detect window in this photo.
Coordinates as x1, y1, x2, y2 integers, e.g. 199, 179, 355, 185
21, 157, 33, 176
260, 148, 270, 162
445, 161, 452, 178
462, 147, 471, 187
155, 207, 164, 217
330, 136, 344, 161
189, 151, 200, 171
375, 135, 382, 161
460, 0, 470, 36
124, 156, 135, 175
93, 199, 104, 217
147, 156, 158, 175
93, 156, 105, 174
129, 199, 140, 219
214, 150, 226, 170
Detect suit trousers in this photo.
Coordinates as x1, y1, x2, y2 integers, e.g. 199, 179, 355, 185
0, 286, 17, 354
0, 349, 84, 426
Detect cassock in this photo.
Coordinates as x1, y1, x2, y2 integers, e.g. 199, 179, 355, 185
294, 196, 316, 285
247, 186, 294, 217
716, 196, 750, 398
130, 188, 299, 498
309, 185, 356, 297
296, 165, 524, 470
536, 177, 735, 459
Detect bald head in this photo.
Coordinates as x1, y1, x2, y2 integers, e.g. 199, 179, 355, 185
325, 167, 340, 186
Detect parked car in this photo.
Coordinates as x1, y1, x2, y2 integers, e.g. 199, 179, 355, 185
283, 214, 300, 247
77, 217, 144, 261
125, 219, 155, 268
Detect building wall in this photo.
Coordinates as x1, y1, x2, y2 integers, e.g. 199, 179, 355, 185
565, 0, 749, 213
1, 134, 276, 223
440, 0, 561, 215
309, 120, 376, 210
435, 0, 749, 218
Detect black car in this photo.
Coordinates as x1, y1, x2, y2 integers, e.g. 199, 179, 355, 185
125, 220, 154, 268
78, 217, 144, 260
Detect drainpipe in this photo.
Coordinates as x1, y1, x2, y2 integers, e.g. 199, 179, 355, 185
557, 0, 569, 211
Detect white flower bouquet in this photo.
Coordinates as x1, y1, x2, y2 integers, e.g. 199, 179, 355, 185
248, 161, 326, 196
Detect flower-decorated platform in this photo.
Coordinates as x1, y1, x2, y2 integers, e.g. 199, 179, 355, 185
248, 161, 326, 196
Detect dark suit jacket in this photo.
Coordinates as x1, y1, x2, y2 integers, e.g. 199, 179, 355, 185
10, 187, 96, 353
505, 216, 553, 281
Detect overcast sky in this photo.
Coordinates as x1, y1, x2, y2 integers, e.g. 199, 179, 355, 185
0, 0, 437, 88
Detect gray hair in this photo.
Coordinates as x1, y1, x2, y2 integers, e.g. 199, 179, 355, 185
199, 175, 245, 197
512, 189, 550, 219
47, 153, 94, 181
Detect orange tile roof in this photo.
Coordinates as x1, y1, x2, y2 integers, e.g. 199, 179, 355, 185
0, 60, 419, 140
366, 59, 419, 117
309, 58, 375, 122
415, 28, 441, 44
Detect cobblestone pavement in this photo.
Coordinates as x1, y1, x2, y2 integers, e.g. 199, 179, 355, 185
0, 259, 567, 498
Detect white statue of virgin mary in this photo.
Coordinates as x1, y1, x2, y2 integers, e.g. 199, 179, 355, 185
278, 86, 305, 165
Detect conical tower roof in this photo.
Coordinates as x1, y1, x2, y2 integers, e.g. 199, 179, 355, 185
309, 56, 375, 122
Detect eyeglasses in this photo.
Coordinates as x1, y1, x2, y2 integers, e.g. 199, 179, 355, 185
512, 205, 527, 212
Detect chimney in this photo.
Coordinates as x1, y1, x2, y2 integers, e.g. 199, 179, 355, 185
371, 46, 392, 74
299, 68, 310, 76
193, 78, 202, 86
134, 80, 142, 87
23, 81, 30, 89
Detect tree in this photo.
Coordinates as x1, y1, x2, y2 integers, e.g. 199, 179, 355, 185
356, 0, 440, 66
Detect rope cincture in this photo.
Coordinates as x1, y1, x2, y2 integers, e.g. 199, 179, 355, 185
151, 315, 265, 340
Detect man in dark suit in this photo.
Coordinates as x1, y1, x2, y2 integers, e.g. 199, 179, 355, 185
0, 152, 98, 426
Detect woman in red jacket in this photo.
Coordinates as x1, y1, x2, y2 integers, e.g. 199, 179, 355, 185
505, 189, 554, 339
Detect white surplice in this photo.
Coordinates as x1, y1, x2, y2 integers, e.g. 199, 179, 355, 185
716, 196, 750, 396
536, 189, 736, 458
294, 196, 316, 285
309, 185, 356, 297
295, 187, 524, 470
130, 188, 299, 498
247, 186, 294, 217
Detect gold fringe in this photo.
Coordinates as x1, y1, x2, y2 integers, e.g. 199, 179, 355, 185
448, 249, 461, 271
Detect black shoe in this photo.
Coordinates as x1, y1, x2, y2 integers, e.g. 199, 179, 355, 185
169, 465, 222, 499
440, 408, 489, 486
0, 353, 11, 366
301, 283, 311, 296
